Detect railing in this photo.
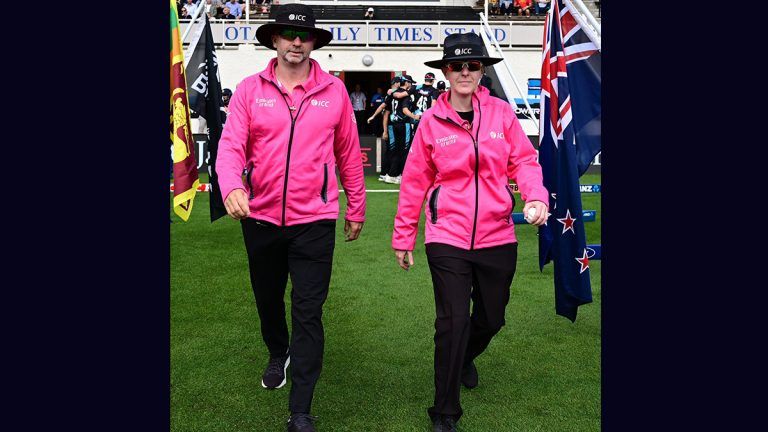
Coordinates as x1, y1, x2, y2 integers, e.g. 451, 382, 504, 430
564, 0, 600, 49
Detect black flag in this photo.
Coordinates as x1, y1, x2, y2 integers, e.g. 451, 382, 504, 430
186, 14, 227, 222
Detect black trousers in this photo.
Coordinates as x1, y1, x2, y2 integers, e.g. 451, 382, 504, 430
354, 110, 366, 135
241, 218, 336, 414
425, 242, 518, 421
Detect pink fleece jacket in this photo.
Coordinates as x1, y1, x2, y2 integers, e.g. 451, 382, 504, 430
392, 85, 548, 251
216, 58, 366, 226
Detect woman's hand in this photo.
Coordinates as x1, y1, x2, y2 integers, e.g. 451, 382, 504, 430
522, 200, 549, 226
394, 250, 414, 271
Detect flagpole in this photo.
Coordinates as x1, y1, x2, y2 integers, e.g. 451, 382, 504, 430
184, 12, 207, 68
181, 1, 205, 43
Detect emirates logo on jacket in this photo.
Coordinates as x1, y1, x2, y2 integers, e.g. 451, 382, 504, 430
436, 134, 458, 147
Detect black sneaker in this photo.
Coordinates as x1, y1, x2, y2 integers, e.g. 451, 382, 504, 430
432, 415, 458, 432
261, 354, 290, 389
287, 413, 317, 432
461, 361, 478, 389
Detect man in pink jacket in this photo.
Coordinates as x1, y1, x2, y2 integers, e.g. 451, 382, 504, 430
392, 32, 549, 432
215, 4, 366, 431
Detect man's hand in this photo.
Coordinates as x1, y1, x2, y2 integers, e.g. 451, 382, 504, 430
224, 189, 250, 220
382, 130, 388, 140
522, 200, 549, 226
367, 116, 373, 124
344, 220, 364, 241
394, 250, 414, 271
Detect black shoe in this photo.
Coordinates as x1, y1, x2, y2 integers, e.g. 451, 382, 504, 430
287, 413, 316, 432
461, 361, 478, 389
432, 415, 458, 432
261, 353, 290, 389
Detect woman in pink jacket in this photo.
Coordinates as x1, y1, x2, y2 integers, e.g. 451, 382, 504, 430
392, 32, 549, 432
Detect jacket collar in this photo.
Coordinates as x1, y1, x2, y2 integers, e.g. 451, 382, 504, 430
258, 57, 332, 96
432, 85, 490, 133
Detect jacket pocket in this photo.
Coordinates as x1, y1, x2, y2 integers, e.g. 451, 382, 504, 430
429, 185, 441, 224
246, 164, 255, 200
506, 185, 516, 223
320, 163, 328, 204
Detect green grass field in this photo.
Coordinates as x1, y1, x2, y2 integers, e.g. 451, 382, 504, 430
171, 173, 601, 431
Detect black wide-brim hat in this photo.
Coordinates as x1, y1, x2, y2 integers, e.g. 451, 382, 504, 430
255, 3, 333, 50
424, 32, 503, 68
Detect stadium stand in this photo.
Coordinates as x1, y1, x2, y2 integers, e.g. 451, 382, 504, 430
270, 5, 481, 21
175, 1, 551, 22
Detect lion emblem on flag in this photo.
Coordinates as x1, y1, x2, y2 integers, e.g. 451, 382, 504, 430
172, 95, 191, 162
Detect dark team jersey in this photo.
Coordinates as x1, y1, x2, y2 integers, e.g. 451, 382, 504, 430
370, 92, 384, 108
385, 88, 412, 123
412, 85, 440, 114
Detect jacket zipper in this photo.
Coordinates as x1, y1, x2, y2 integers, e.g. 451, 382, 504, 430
321, 163, 328, 204
436, 105, 481, 249
265, 78, 333, 226
429, 185, 441, 224
267, 81, 307, 226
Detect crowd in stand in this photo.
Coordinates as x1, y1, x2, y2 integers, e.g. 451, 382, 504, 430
177, 0, 275, 20
483, 0, 551, 17
178, 1, 556, 21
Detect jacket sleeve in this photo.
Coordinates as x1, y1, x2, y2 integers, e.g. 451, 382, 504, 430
392, 121, 436, 251
215, 79, 250, 203
334, 84, 366, 223
504, 104, 549, 205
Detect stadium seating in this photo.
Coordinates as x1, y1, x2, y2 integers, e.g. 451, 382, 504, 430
270, 6, 481, 21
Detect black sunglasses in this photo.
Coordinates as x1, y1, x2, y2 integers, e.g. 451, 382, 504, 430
279, 29, 316, 42
446, 61, 483, 72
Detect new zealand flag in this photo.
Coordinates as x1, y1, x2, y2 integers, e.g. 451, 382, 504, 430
538, 0, 601, 322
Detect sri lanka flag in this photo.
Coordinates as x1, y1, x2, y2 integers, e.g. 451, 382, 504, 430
170, 0, 199, 221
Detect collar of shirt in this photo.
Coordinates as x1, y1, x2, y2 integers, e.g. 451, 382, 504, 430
273, 63, 317, 109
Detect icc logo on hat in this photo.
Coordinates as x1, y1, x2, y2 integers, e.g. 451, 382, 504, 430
289, 14, 306, 21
